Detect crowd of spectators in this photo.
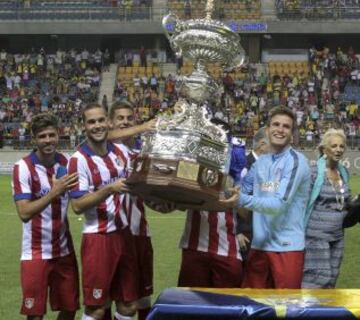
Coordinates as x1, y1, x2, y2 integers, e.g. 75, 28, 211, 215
114, 45, 360, 150
276, 0, 360, 20
167, 0, 261, 21
3, 0, 360, 22
223, 47, 360, 147
3, 0, 153, 9
216, 46, 360, 150
113, 46, 177, 123
2, 44, 360, 151
115, 71, 177, 122
0, 0, 154, 21
0, 47, 109, 149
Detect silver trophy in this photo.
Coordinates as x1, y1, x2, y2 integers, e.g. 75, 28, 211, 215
127, 0, 246, 207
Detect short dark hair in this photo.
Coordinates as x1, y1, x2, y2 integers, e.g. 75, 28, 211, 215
82, 103, 107, 122
267, 106, 296, 131
109, 100, 134, 120
31, 112, 58, 136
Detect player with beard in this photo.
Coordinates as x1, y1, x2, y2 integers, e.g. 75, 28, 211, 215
67, 103, 138, 320
12, 112, 80, 320
106, 100, 154, 320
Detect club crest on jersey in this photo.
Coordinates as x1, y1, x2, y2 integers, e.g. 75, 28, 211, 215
93, 288, 103, 299
24, 298, 34, 309
261, 181, 280, 192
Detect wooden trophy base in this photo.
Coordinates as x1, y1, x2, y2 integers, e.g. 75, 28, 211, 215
126, 156, 228, 209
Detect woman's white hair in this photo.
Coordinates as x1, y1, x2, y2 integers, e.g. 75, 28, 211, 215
318, 128, 346, 155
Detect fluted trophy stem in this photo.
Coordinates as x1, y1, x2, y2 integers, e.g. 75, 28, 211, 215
205, 0, 215, 20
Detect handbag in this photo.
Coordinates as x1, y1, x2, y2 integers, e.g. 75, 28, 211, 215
343, 195, 360, 228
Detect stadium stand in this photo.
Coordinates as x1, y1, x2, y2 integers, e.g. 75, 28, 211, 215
167, 0, 261, 20
276, 0, 360, 20
110, 44, 360, 151
0, 48, 106, 149
2, 42, 360, 151
0, 1, 360, 151
0, 0, 154, 20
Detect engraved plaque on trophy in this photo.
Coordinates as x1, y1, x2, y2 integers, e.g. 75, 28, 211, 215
127, 0, 245, 207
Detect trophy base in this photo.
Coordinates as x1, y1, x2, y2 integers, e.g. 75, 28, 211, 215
127, 157, 228, 209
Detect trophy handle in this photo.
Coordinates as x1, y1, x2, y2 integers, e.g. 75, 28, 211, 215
162, 13, 179, 40
162, 13, 183, 58
231, 49, 246, 69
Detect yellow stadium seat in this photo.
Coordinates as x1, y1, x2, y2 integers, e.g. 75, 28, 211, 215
269, 67, 276, 75
132, 66, 139, 74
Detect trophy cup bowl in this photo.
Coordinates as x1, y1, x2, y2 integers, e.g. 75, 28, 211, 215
162, 13, 245, 69
127, 8, 245, 209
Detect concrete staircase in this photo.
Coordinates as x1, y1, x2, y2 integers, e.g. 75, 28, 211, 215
98, 63, 118, 107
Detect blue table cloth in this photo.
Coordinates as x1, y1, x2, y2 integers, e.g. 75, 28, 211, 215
148, 287, 360, 319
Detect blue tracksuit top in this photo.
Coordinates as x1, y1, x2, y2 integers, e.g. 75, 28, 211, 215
238, 146, 311, 252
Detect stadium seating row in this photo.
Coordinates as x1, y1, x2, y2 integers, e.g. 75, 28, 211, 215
276, 0, 360, 20
268, 60, 309, 76
0, 8, 150, 20
117, 66, 162, 86
167, 0, 261, 20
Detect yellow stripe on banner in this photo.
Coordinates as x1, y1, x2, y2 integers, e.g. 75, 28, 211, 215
188, 288, 360, 309
348, 308, 360, 318
274, 305, 287, 318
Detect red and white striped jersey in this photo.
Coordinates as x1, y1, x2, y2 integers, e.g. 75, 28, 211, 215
121, 145, 150, 237
179, 210, 242, 260
12, 152, 74, 261
68, 142, 129, 234
123, 194, 150, 237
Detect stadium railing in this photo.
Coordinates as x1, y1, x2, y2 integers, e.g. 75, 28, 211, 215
0, 5, 167, 21
1, 137, 84, 150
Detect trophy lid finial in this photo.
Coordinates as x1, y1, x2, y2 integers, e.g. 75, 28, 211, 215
205, 0, 215, 20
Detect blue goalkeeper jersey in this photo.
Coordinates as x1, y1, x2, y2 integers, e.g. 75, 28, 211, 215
238, 147, 311, 252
